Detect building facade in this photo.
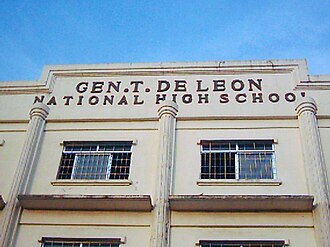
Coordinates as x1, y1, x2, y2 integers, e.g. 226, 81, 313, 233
0, 60, 329, 247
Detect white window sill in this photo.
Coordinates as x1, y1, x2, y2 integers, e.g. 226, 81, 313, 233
51, 179, 133, 186
197, 179, 282, 186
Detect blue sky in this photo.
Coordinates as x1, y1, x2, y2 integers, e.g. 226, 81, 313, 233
0, 0, 329, 81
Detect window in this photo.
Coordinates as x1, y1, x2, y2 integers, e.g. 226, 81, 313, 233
199, 240, 285, 247
41, 238, 121, 247
57, 141, 132, 180
200, 140, 276, 180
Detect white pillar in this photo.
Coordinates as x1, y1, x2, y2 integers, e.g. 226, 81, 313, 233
295, 97, 330, 247
0, 103, 49, 247
150, 101, 178, 247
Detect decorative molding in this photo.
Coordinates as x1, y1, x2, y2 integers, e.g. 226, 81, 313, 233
195, 239, 290, 246
0, 59, 306, 95
39, 236, 126, 244
51, 179, 132, 186
197, 179, 282, 186
157, 100, 179, 118
59, 139, 137, 146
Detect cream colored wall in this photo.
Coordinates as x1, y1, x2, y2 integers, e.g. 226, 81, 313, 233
0, 125, 27, 227
170, 212, 316, 247
173, 119, 308, 195
17, 210, 151, 247
27, 121, 159, 197
0, 60, 328, 247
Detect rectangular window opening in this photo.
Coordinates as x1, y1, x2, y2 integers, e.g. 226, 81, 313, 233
56, 141, 133, 180
200, 140, 276, 180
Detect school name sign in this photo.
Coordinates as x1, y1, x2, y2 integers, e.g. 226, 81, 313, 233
34, 78, 304, 106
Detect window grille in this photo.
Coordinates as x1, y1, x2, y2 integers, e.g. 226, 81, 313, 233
200, 140, 276, 180
199, 240, 285, 247
41, 238, 121, 247
57, 141, 132, 180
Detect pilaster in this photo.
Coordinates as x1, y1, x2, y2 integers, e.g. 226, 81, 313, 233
0, 103, 49, 247
150, 101, 178, 247
295, 97, 330, 247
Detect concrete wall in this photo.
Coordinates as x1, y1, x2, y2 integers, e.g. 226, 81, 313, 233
0, 60, 329, 246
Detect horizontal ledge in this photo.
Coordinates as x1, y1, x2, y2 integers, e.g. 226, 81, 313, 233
197, 179, 282, 186
59, 139, 138, 146
0, 195, 5, 210
51, 180, 132, 186
18, 194, 153, 212
196, 239, 290, 246
169, 195, 314, 212
40, 237, 126, 244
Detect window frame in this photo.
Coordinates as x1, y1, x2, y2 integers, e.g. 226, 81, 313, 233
197, 239, 288, 247
40, 237, 125, 247
56, 141, 133, 181
199, 139, 277, 181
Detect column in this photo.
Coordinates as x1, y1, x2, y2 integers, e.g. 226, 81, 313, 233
150, 101, 178, 247
295, 97, 330, 247
0, 103, 49, 247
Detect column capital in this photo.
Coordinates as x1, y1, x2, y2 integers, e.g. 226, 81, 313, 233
295, 97, 317, 116
157, 100, 178, 118
29, 103, 50, 120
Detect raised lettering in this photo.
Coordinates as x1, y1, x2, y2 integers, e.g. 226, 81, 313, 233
285, 93, 296, 102
252, 93, 263, 103
106, 81, 122, 93
133, 95, 144, 105
248, 79, 262, 91
34, 95, 45, 104
156, 94, 167, 104
269, 93, 280, 103
197, 80, 209, 92
236, 93, 247, 103
182, 94, 193, 104
89, 96, 99, 105
76, 82, 89, 93
213, 80, 225, 91
232, 80, 244, 91
174, 80, 187, 92
157, 80, 170, 92
219, 94, 229, 103
46, 96, 57, 105
91, 81, 104, 93
103, 95, 114, 105
198, 94, 209, 104
118, 95, 128, 105
63, 96, 74, 106
131, 81, 144, 92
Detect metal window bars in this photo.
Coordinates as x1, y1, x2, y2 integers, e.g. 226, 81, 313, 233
57, 141, 132, 180
200, 140, 276, 180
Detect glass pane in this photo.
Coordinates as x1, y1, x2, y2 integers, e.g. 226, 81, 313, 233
238, 152, 274, 179
72, 154, 111, 179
